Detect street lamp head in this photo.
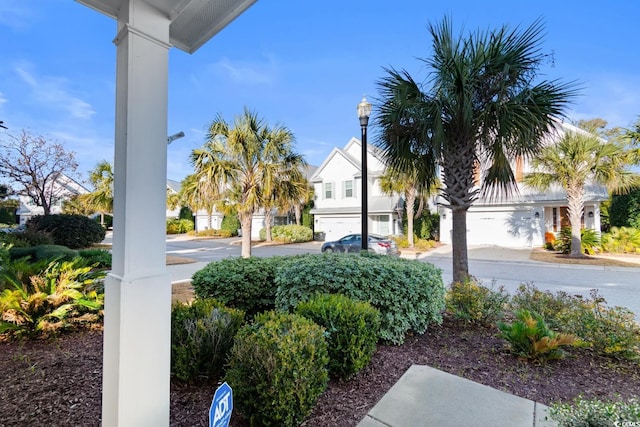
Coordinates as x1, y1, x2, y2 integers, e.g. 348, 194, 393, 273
357, 96, 372, 127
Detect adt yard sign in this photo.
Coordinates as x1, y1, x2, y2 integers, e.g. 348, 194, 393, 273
209, 382, 233, 427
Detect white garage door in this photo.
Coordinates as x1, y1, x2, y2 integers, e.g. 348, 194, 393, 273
319, 217, 360, 241
465, 210, 536, 247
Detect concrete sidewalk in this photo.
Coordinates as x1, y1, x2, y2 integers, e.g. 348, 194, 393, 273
358, 365, 557, 427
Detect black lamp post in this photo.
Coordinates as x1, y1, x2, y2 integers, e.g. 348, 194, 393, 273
357, 96, 372, 251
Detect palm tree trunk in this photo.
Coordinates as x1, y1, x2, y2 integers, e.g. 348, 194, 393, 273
207, 209, 213, 230
451, 207, 470, 283
406, 192, 416, 248
240, 212, 252, 258
566, 185, 585, 258
294, 205, 302, 226
264, 209, 273, 242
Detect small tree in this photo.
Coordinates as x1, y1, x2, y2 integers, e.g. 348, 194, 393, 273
0, 130, 78, 216
523, 128, 640, 257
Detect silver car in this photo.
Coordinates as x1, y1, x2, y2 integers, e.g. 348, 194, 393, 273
320, 233, 400, 256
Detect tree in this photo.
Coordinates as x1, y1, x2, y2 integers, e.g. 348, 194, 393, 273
375, 17, 576, 282
261, 159, 308, 242
380, 168, 436, 248
191, 108, 304, 257
0, 130, 79, 215
84, 161, 113, 226
523, 129, 640, 257
179, 173, 222, 232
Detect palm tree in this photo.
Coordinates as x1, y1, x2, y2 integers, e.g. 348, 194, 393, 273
262, 162, 308, 242
85, 161, 113, 226
191, 108, 303, 257
375, 17, 576, 282
380, 168, 436, 248
523, 130, 640, 257
179, 173, 221, 232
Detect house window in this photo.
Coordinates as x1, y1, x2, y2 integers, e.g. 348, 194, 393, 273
344, 180, 354, 198
552, 207, 557, 232
324, 182, 334, 199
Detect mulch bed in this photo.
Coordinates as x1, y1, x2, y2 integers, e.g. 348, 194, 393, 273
1, 316, 638, 427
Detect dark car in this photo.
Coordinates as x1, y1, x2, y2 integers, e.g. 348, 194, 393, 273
320, 233, 400, 256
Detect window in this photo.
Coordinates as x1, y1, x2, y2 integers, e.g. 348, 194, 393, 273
344, 180, 354, 198
324, 182, 334, 199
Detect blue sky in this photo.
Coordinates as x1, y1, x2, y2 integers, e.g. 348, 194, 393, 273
1, 0, 639, 183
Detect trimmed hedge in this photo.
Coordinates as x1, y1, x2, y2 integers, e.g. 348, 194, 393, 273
27, 214, 105, 249
275, 253, 445, 344
225, 311, 329, 426
296, 293, 380, 378
9, 244, 78, 262
191, 257, 280, 318
259, 224, 313, 243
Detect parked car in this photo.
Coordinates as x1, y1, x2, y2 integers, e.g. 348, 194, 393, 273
320, 233, 400, 256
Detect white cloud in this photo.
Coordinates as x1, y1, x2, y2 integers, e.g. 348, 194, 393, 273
0, 91, 7, 107
208, 54, 278, 86
0, 2, 33, 31
14, 64, 96, 120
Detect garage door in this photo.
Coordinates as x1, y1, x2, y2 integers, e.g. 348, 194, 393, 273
319, 217, 360, 241
465, 210, 536, 247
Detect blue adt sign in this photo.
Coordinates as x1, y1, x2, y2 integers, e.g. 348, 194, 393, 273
209, 382, 233, 427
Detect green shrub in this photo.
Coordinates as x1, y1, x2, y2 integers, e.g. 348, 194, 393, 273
188, 228, 233, 238
225, 311, 329, 426
166, 218, 194, 234
192, 257, 280, 318
554, 227, 600, 255
296, 293, 380, 378
171, 298, 245, 382
548, 396, 640, 426
510, 283, 581, 331
9, 244, 79, 262
555, 289, 640, 360
600, 226, 640, 254
0, 229, 55, 248
78, 249, 112, 268
259, 224, 313, 243
446, 277, 509, 325
498, 309, 575, 362
27, 214, 106, 249
221, 215, 241, 236
0, 259, 105, 338
275, 253, 445, 344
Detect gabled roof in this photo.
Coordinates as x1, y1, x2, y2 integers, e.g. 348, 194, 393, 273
310, 137, 383, 183
310, 146, 361, 183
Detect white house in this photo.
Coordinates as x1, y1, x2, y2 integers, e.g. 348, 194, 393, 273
16, 173, 90, 225
310, 137, 403, 242
312, 120, 608, 248
438, 119, 607, 247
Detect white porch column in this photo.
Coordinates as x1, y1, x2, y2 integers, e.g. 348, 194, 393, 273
102, 1, 172, 425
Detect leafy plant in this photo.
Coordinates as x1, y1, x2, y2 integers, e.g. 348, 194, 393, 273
554, 227, 600, 255
77, 249, 112, 268
510, 283, 581, 331
171, 298, 245, 382
275, 253, 445, 344
600, 226, 640, 254
0, 259, 105, 338
548, 396, 640, 426
192, 257, 280, 318
445, 277, 509, 325
225, 311, 329, 426
555, 289, 640, 360
296, 293, 380, 378
498, 309, 575, 362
